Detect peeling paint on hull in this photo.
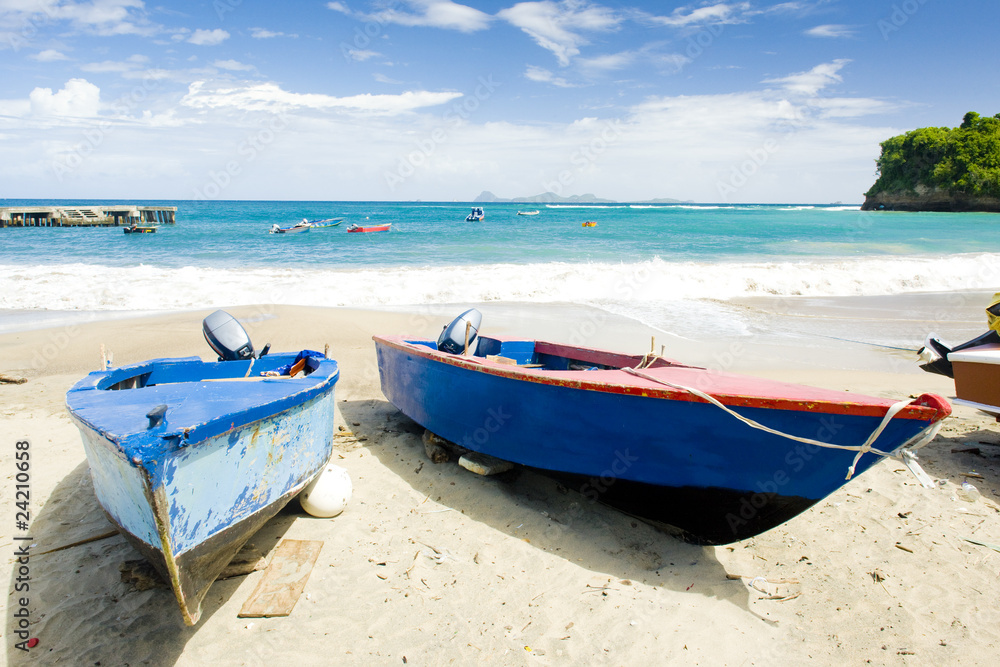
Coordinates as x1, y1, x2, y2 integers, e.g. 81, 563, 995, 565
67, 352, 339, 625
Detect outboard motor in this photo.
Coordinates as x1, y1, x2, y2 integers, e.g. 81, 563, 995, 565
437, 308, 482, 355
918, 329, 1000, 378
203, 310, 269, 361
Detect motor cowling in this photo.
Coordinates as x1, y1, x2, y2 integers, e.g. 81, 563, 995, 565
203, 310, 255, 361
437, 308, 482, 355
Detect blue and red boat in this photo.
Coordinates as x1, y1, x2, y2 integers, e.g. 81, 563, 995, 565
66, 312, 339, 624
373, 311, 950, 544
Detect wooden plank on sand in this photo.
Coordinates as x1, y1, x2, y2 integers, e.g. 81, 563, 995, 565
238, 539, 323, 618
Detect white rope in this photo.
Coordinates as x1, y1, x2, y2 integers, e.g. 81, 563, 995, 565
622, 367, 916, 480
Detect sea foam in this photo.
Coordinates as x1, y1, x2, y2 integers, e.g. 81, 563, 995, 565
3, 254, 999, 313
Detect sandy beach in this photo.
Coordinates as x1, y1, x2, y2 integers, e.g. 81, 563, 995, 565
3, 302, 1000, 665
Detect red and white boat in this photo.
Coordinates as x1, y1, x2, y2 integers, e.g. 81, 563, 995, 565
347, 223, 390, 233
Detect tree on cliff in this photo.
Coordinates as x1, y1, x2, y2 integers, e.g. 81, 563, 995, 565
866, 112, 1000, 198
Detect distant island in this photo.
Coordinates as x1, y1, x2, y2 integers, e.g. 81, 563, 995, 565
862, 111, 1000, 212
472, 191, 692, 205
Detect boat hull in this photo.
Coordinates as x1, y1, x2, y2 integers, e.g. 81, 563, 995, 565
373, 336, 948, 543
67, 353, 338, 624
347, 224, 390, 233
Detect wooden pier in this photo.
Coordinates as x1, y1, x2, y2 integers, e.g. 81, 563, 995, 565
0, 205, 177, 228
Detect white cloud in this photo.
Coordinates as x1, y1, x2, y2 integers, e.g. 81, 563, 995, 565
80, 54, 148, 73
763, 59, 850, 96
29, 78, 100, 117
213, 59, 255, 71
374, 72, 404, 84
31, 49, 69, 62
524, 65, 575, 88
647, 2, 752, 27
577, 51, 635, 74
346, 49, 382, 62
329, 0, 491, 33
181, 80, 464, 115
498, 1, 621, 66
251, 27, 295, 39
6, 0, 158, 37
188, 29, 229, 46
805, 24, 857, 38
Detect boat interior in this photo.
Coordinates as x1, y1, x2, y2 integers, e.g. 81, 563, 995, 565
409, 335, 689, 372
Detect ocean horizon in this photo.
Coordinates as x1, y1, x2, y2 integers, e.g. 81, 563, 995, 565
3, 199, 1000, 350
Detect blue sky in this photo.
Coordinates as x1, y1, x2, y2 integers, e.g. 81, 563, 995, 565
1, 0, 997, 203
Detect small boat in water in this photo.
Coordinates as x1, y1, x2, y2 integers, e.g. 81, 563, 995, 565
581, 221, 597, 227
347, 223, 390, 233
374, 310, 950, 544
466, 207, 485, 221
269, 221, 311, 234
304, 217, 344, 229
124, 225, 156, 234
517, 210, 539, 216
66, 311, 339, 625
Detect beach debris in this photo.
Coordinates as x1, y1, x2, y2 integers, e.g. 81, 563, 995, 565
895, 543, 914, 553
37, 529, 119, 555
422, 430, 451, 463
459, 451, 513, 476
0, 373, 27, 384
957, 482, 982, 503
963, 471, 985, 479
951, 446, 982, 455
239, 539, 322, 618
100, 344, 113, 370
728, 574, 801, 600
962, 537, 1000, 554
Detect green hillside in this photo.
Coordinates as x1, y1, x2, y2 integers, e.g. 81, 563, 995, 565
866, 112, 1000, 199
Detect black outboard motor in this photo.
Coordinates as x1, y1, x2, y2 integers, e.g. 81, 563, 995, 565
918, 329, 1000, 378
202, 310, 270, 361
437, 308, 482, 355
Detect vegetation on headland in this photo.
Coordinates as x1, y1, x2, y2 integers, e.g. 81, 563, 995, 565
863, 112, 1000, 211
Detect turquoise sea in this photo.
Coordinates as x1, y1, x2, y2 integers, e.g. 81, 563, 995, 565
3, 199, 1000, 347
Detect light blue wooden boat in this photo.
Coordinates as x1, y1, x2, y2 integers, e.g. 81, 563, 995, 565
66, 343, 339, 625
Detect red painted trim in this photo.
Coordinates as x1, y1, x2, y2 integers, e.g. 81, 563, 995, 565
373, 335, 951, 422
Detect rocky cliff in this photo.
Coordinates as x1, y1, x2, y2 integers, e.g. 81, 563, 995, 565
861, 185, 1000, 212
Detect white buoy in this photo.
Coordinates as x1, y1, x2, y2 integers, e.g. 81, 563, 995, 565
299, 463, 352, 517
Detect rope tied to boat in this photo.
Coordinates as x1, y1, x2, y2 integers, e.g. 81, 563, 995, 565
621, 367, 917, 480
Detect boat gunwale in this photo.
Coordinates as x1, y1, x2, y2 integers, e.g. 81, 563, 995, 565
66, 353, 340, 457
373, 334, 950, 421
